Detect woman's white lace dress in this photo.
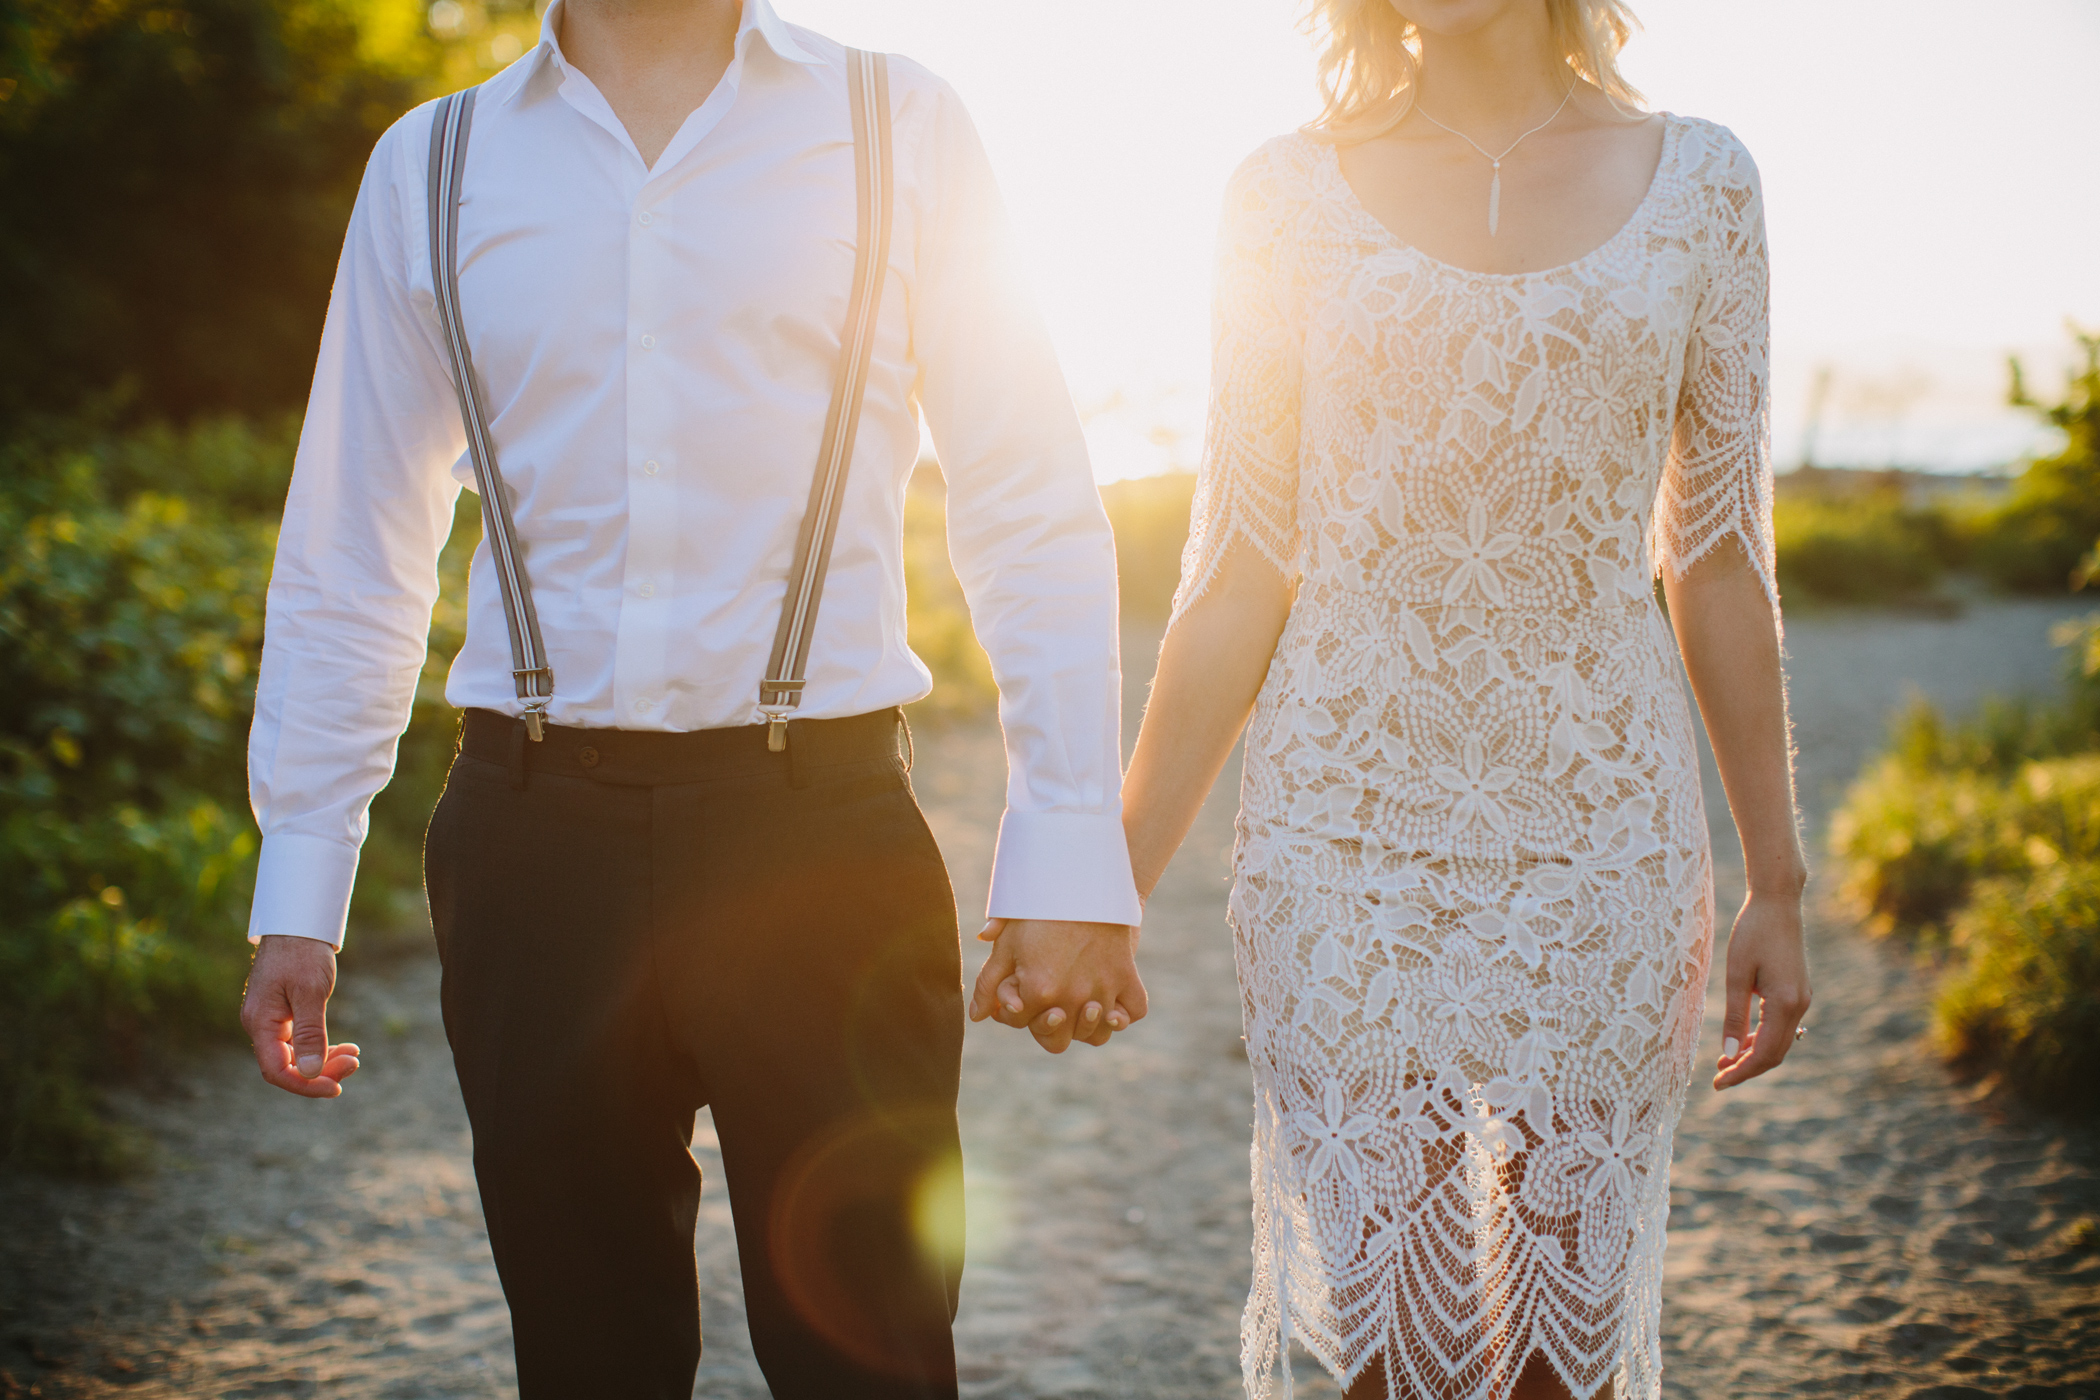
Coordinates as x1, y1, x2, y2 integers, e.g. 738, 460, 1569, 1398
1174, 117, 1776, 1400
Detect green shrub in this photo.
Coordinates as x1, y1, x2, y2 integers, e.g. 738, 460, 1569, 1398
1938, 860, 2100, 1109
1832, 611, 2100, 1112
0, 0, 444, 428
900, 476, 997, 723
1969, 334, 2100, 595
1101, 472, 1196, 619
1770, 492, 1949, 606
1831, 746, 2100, 941
0, 437, 276, 1171
897, 469, 1204, 717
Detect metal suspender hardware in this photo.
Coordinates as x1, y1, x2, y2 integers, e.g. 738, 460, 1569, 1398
759, 49, 894, 753
428, 87, 554, 741
424, 51, 893, 754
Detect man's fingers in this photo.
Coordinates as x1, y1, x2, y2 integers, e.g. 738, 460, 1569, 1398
1116, 970, 1150, 1025
322, 1045, 363, 1082
968, 938, 1018, 1023
976, 918, 1005, 945
251, 1023, 346, 1098
289, 978, 332, 1080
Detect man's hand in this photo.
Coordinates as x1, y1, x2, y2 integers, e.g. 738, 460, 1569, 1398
241, 935, 361, 1098
967, 918, 1147, 1054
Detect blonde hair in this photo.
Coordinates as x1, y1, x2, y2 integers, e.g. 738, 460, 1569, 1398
1304, 0, 1645, 142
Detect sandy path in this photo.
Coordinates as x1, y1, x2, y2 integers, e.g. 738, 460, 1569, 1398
3, 597, 2097, 1399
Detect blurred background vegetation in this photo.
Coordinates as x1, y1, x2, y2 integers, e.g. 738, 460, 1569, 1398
1828, 339, 2100, 1113
2, 0, 2095, 1173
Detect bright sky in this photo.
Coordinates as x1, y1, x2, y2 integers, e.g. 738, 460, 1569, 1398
782, 0, 2100, 478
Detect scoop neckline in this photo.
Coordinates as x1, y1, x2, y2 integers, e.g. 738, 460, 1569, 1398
1319, 113, 1680, 283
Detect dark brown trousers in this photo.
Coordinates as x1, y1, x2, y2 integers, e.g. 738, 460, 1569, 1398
424, 707, 963, 1400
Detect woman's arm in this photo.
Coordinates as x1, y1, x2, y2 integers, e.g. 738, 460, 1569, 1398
1124, 543, 1294, 900
1663, 538, 1810, 1089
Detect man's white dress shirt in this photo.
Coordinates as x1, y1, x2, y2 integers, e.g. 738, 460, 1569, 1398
247, 0, 1141, 947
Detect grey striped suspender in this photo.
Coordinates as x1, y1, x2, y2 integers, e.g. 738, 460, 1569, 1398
428, 86, 553, 740
424, 50, 896, 752
759, 48, 894, 751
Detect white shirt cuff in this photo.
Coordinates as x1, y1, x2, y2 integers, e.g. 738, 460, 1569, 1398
247, 832, 360, 948
985, 809, 1142, 926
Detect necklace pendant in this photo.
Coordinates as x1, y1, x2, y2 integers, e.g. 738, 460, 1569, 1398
1488, 167, 1502, 237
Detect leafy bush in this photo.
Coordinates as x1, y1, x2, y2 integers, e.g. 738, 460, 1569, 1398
900, 475, 997, 724
1830, 747, 2100, 941
1101, 472, 1196, 619
1969, 333, 2100, 595
1771, 492, 1953, 606
1938, 860, 2100, 1109
0, 433, 275, 1172
897, 468, 1201, 718
1831, 616, 2100, 1113
0, 0, 447, 429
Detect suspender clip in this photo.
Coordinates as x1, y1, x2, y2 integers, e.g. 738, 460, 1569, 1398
522, 704, 547, 743
767, 714, 789, 753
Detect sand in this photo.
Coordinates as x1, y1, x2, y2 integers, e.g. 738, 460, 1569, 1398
3, 595, 2097, 1400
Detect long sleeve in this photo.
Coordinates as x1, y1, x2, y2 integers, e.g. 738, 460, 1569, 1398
1654, 133, 1777, 615
908, 80, 1140, 928
1170, 144, 1306, 627
246, 111, 465, 948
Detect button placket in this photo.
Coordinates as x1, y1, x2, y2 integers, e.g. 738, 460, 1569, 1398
612, 190, 676, 726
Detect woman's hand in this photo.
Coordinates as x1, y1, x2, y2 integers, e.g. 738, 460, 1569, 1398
967, 918, 1147, 1054
1664, 537, 1811, 1094
1713, 890, 1811, 1090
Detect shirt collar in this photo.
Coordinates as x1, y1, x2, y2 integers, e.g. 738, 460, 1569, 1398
499, 0, 818, 105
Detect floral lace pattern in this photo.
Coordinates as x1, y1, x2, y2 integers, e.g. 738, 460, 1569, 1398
1176, 117, 1774, 1400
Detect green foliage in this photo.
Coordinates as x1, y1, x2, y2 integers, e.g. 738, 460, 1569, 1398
1937, 859, 2100, 1110
1831, 618, 2100, 1113
900, 476, 997, 724
0, 412, 468, 1168
0, 425, 278, 1172
0, 0, 450, 429
1831, 747, 2100, 941
1101, 472, 1196, 619
1970, 333, 2100, 595
351, 491, 476, 941
1771, 491, 1952, 606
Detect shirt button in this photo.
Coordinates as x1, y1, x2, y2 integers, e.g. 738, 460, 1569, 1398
638, 211, 653, 226
632, 698, 649, 715
639, 334, 656, 350
643, 460, 660, 475
637, 582, 655, 598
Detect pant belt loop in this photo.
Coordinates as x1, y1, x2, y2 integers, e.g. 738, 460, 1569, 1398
508, 716, 528, 791
786, 718, 811, 791
896, 706, 913, 774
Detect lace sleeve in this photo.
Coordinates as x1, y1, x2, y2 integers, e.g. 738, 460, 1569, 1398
1168, 144, 1305, 628
1654, 132, 1778, 615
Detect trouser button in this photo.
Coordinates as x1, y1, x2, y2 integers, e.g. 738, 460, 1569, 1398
578, 746, 600, 769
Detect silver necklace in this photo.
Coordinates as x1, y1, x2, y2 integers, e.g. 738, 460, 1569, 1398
1412, 86, 1576, 236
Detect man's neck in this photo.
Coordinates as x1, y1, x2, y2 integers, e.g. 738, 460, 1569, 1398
558, 0, 742, 168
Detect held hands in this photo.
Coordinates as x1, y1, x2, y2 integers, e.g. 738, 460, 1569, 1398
1713, 889, 1812, 1091
967, 918, 1149, 1054
241, 935, 363, 1098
